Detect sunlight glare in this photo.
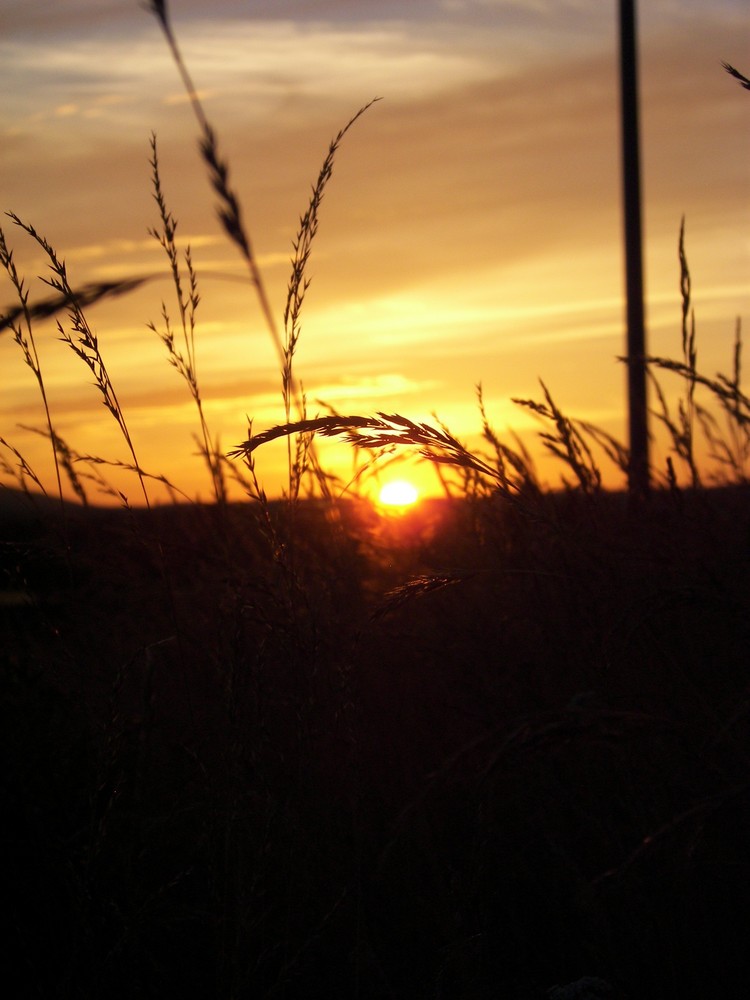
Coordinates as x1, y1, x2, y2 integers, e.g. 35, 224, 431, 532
378, 479, 419, 508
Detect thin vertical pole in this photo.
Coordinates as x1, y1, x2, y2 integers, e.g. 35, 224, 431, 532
619, 0, 649, 497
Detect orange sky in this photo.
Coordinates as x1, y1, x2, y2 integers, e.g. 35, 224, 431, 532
2, 1, 749, 504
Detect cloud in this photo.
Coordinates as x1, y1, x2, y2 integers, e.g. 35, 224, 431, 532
2, 0, 747, 499
0, 19, 498, 128
311, 372, 437, 404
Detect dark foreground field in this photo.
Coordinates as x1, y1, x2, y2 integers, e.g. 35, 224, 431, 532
3, 485, 749, 999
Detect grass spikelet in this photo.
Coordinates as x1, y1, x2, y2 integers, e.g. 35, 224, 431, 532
647, 321, 750, 485
477, 382, 540, 499
512, 381, 602, 494
231, 411, 503, 487
41, 428, 88, 506
0, 225, 64, 509
8, 214, 150, 507
722, 61, 750, 90
0, 435, 45, 495
0, 274, 156, 335
73, 455, 189, 505
643, 226, 748, 485
19, 423, 190, 506
282, 99, 380, 499
147, 0, 378, 507
577, 420, 630, 480
147, 133, 225, 504
715, 318, 750, 478
676, 216, 699, 486
146, 0, 282, 360
370, 571, 475, 622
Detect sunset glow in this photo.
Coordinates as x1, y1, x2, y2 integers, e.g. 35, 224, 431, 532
378, 480, 419, 509
1, 1, 748, 504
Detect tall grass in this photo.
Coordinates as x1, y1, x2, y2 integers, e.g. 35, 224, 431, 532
148, 133, 226, 506
0, 228, 65, 512
1, 6, 749, 999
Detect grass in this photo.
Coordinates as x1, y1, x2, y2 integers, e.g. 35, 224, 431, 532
2, 5, 750, 998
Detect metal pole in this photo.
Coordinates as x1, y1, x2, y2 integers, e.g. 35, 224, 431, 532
619, 0, 649, 497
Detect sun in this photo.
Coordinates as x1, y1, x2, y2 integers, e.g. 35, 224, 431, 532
378, 479, 419, 509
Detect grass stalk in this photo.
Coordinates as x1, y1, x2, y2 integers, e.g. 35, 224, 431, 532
477, 382, 540, 499
0, 226, 65, 511
0, 273, 157, 336
513, 381, 602, 494
146, 0, 282, 365
8, 214, 151, 508
148, 133, 225, 504
678, 216, 700, 486
231, 411, 502, 489
0, 435, 45, 496
3, 26, 750, 1000
282, 99, 380, 501
644, 223, 748, 487
147, 0, 377, 511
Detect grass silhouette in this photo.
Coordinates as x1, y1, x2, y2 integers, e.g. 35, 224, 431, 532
1, 5, 749, 998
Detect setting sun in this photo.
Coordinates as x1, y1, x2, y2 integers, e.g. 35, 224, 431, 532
378, 479, 419, 508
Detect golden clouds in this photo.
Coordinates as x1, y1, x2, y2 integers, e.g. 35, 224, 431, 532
1, 3, 748, 501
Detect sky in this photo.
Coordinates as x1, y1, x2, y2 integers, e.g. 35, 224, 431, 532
1, 0, 749, 504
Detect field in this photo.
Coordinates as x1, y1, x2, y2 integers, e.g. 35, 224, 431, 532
3, 4, 750, 996
3, 481, 750, 999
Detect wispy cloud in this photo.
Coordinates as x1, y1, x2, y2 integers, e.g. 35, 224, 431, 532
2, 0, 747, 498
313, 372, 436, 403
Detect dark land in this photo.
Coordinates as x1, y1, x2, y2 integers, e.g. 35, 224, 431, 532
3, 485, 750, 999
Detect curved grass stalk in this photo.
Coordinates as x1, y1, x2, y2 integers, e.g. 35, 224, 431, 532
230, 411, 502, 488
0, 273, 157, 336
146, 1, 378, 504
146, 0, 282, 364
